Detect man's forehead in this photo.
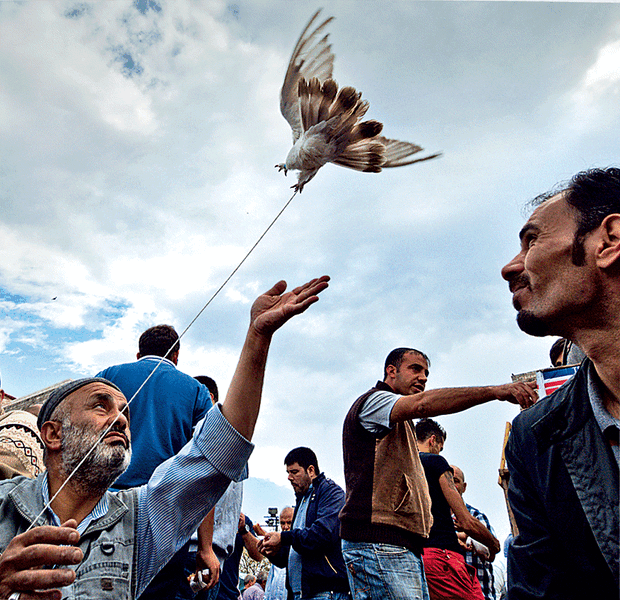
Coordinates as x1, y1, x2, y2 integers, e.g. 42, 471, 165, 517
68, 381, 127, 406
520, 192, 574, 236
403, 351, 428, 368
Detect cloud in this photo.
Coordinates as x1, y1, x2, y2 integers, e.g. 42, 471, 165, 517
1, 0, 620, 547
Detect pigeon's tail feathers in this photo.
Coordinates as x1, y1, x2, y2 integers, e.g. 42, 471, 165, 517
378, 136, 442, 168
298, 77, 339, 132
333, 140, 385, 173
329, 86, 362, 118
352, 120, 383, 142
317, 79, 338, 122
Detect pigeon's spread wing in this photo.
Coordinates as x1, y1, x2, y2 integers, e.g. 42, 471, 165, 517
280, 10, 335, 142
378, 137, 442, 167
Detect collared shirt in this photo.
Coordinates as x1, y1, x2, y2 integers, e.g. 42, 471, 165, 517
586, 363, 620, 467
42, 473, 109, 535
37, 405, 252, 597
288, 489, 311, 594
463, 503, 496, 600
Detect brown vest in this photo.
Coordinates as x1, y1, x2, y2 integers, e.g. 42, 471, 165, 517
339, 382, 433, 554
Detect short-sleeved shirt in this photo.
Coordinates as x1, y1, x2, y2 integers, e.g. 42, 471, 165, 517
419, 452, 462, 553
358, 390, 400, 435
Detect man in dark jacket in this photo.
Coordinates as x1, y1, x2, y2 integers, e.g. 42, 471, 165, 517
260, 447, 349, 600
502, 167, 620, 599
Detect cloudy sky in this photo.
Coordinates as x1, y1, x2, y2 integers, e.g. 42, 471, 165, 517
1, 0, 619, 575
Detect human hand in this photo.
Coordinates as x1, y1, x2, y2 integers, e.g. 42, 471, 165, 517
493, 382, 538, 408
196, 547, 220, 590
0, 520, 83, 600
250, 277, 330, 338
258, 531, 282, 557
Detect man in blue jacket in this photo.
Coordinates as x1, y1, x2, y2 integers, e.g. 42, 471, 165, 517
260, 447, 349, 600
501, 167, 619, 598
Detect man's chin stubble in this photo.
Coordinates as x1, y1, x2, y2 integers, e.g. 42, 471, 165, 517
516, 310, 552, 337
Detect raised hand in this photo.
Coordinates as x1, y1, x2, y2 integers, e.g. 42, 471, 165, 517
250, 276, 330, 337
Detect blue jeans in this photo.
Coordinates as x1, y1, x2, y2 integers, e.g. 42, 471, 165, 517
293, 593, 349, 600
341, 540, 430, 600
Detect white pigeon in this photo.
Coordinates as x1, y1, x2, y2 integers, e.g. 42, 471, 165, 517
276, 10, 441, 192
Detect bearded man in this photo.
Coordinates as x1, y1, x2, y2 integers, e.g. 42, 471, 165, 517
0, 276, 329, 600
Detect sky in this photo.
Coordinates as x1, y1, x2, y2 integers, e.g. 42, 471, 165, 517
1, 0, 619, 579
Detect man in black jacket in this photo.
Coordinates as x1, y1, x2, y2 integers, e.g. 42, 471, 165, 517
260, 447, 349, 600
502, 167, 620, 599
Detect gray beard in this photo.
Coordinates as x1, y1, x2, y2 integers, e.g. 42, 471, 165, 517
60, 420, 131, 495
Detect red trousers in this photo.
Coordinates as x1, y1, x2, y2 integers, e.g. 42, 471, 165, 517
422, 547, 485, 600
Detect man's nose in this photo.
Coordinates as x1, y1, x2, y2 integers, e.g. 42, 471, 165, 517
111, 406, 129, 431
501, 252, 524, 281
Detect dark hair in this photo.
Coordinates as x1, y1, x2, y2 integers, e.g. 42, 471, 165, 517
533, 167, 620, 266
138, 325, 179, 358
549, 338, 568, 367
415, 418, 446, 443
383, 347, 430, 380
284, 446, 319, 473
194, 375, 219, 402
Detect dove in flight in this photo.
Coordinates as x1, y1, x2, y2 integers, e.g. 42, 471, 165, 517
276, 10, 441, 193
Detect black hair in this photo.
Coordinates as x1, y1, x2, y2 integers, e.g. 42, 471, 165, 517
415, 418, 446, 443
532, 167, 620, 266
383, 347, 430, 380
138, 325, 180, 358
194, 375, 219, 402
284, 446, 319, 473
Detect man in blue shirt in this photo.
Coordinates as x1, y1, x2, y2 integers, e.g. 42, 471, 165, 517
97, 324, 215, 598
0, 275, 329, 599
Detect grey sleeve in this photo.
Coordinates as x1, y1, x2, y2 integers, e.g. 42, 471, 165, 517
358, 391, 400, 435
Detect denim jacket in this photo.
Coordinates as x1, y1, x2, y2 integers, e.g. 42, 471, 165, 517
0, 475, 138, 599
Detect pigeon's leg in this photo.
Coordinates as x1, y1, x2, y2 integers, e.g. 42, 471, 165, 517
275, 163, 288, 175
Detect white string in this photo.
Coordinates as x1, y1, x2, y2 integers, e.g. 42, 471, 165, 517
28, 187, 299, 531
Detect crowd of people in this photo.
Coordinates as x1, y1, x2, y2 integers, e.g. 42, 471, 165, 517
0, 167, 618, 600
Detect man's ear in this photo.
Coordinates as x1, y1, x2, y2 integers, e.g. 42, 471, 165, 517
40, 421, 63, 452
595, 214, 620, 269
385, 364, 396, 379
307, 464, 316, 478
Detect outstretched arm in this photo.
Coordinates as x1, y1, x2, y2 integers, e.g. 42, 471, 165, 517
390, 381, 537, 424
221, 276, 329, 440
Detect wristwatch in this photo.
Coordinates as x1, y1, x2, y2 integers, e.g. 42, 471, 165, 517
239, 523, 251, 534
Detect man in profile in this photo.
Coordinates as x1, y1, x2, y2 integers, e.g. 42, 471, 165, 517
502, 167, 619, 598
340, 347, 535, 599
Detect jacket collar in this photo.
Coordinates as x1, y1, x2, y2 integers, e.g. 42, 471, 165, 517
530, 359, 593, 451
8, 473, 129, 534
